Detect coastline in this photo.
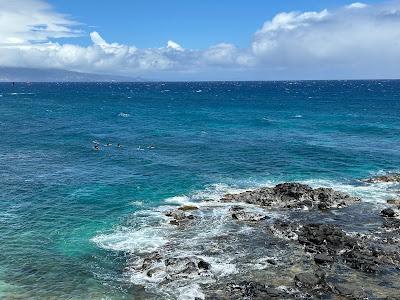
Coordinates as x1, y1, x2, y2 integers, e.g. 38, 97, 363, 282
93, 174, 400, 299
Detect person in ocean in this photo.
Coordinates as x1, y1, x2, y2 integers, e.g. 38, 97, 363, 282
117, 143, 122, 148
94, 144, 100, 151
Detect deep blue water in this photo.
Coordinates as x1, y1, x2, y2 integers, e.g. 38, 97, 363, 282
1, 81, 400, 299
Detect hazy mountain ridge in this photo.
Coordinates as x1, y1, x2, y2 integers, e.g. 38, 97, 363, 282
0, 67, 145, 82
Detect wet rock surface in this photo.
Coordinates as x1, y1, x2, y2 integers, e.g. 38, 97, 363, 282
222, 182, 360, 210
113, 181, 400, 299
132, 252, 212, 281
229, 206, 269, 222
363, 173, 400, 183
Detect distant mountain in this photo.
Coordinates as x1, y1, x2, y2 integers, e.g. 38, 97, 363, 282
0, 67, 146, 82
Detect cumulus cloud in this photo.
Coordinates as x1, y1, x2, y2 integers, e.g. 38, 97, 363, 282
346, 2, 369, 9
0, 0, 80, 45
1, 0, 400, 79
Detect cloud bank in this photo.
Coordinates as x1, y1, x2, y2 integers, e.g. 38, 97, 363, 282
1, 0, 400, 80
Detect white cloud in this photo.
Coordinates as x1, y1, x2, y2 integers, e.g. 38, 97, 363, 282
0, 0, 80, 45
167, 40, 184, 51
346, 2, 369, 9
1, 0, 400, 79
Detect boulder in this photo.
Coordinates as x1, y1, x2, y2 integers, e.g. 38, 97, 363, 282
226, 281, 292, 299
221, 182, 360, 210
314, 253, 334, 264
363, 173, 400, 183
381, 208, 397, 218
294, 272, 322, 288
229, 206, 268, 222
178, 205, 199, 211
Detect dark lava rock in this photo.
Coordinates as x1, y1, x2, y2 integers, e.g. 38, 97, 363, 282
332, 283, 368, 299
381, 207, 397, 218
178, 205, 199, 211
294, 272, 322, 288
363, 173, 400, 183
342, 249, 381, 273
297, 223, 394, 273
221, 182, 360, 210
133, 253, 211, 280
226, 281, 293, 299
383, 218, 400, 229
165, 209, 196, 226
230, 207, 268, 222
165, 257, 211, 278
298, 223, 358, 255
314, 253, 334, 264
269, 220, 300, 240
387, 199, 400, 206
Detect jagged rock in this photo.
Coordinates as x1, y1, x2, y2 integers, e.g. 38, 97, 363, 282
165, 257, 210, 278
387, 199, 400, 206
178, 205, 199, 211
165, 209, 196, 226
298, 223, 358, 255
383, 218, 400, 229
134, 253, 212, 281
294, 272, 322, 288
221, 183, 360, 210
314, 253, 334, 264
226, 281, 293, 299
342, 249, 381, 273
269, 220, 300, 240
229, 206, 268, 222
381, 208, 397, 218
332, 283, 368, 299
363, 173, 400, 183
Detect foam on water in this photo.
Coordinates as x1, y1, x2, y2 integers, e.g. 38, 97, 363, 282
92, 226, 169, 253
93, 175, 396, 257
302, 178, 398, 204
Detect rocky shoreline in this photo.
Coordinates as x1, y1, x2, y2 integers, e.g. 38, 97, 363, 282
115, 176, 400, 299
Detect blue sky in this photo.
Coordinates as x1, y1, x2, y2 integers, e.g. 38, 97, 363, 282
53, 0, 381, 48
0, 0, 400, 80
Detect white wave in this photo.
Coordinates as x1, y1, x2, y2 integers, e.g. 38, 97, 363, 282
177, 284, 205, 300
118, 112, 130, 118
129, 200, 144, 207
302, 178, 397, 203
164, 195, 192, 205
92, 175, 397, 298
92, 225, 168, 253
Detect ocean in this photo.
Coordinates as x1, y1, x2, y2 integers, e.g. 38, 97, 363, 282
1, 81, 400, 299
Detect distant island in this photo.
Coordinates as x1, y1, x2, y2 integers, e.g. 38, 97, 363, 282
0, 67, 147, 82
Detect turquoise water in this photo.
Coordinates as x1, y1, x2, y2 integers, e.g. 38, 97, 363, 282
1, 81, 400, 299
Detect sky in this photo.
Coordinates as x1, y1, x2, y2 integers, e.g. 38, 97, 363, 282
0, 0, 400, 80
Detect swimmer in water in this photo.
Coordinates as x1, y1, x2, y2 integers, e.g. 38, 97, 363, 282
117, 143, 122, 148
105, 143, 112, 147
94, 144, 100, 151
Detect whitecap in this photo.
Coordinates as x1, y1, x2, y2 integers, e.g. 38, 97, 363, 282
92, 225, 168, 253
177, 284, 205, 300
164, 195, 191, 205
302, 178, 397, 204
118, 112, 130, 118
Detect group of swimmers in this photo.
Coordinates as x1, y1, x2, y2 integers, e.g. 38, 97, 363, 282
93, 141, 122, 151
